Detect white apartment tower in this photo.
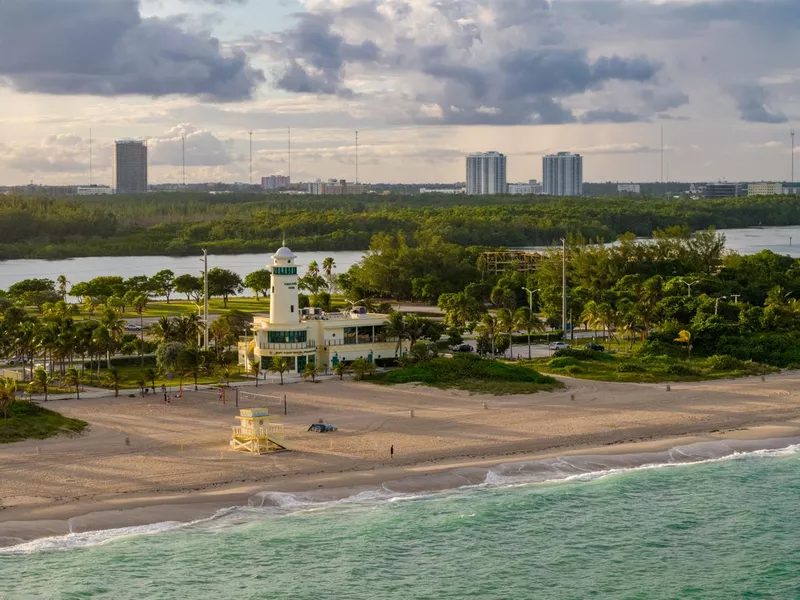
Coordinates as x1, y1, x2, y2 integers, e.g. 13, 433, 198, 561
114, 140, 148, 194
543, 152, 583, 197
466, 151, 507, 195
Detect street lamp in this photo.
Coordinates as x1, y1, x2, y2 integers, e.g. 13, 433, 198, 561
522, 287, 540, 313
714, 296, 727, 315
679, 278, 700, 298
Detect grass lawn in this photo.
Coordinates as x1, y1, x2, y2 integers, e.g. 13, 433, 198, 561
0, 400, 88, 444
89, 364, 248, 391
528, 350, 777, 383
368, 354, 563, 395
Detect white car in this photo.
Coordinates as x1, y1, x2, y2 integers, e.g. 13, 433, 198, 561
549, 342, 570, 351
125, 323, 142, 331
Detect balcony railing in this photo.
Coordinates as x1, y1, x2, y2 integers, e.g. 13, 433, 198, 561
258, 341, 317, 350
324, 337, 400, 347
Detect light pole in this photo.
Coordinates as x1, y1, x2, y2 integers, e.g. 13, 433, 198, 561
522, 287, 540, 313
732, 294, 741, 304
715, 296, 727, 316
561, 239, 567, 337
680, 278, 700, 298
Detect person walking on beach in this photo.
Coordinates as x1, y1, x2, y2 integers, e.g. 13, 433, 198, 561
390, 445, 394, 460
161, 384, 167, 403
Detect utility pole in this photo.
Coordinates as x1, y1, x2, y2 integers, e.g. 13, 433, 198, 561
561, 238, 567, 336
249, 131, 253, 187
203, 249, 209, 349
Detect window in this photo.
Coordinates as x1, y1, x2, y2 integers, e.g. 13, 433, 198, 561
344, 327, 357, 345
268, 331, 307, 344
357, 326, 374, 344
272, 266, 298, 275
290, 305, 295, 313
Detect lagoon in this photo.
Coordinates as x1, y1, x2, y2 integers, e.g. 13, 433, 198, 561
1, 226, 800, 291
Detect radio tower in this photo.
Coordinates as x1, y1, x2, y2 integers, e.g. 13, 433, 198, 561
248, 130, 253, 186
792, 129, 796, 183
288, 127, 292, 184
89, 128, 93, 186
181, 134, 186, 186
355, 130, 359, 184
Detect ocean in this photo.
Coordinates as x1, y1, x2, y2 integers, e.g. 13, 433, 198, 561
1, 441, 799, 599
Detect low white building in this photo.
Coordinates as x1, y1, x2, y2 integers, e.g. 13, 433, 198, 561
748, 182, 783, 196
420, 187, 466, 194
239, 246, 407, 374
77, 186, 114, 195
508, 180, 543, 195
617, 183, 641, 194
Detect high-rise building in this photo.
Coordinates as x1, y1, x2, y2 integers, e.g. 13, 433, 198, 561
262, 175, 291, 190
543, 152, 583, 196
114, 140, 148, 194
466, 152, 507, 195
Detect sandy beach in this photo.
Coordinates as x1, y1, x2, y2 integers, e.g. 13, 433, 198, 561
2, 373, 800, 545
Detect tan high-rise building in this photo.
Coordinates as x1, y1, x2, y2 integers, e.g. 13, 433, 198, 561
114, 140, 148, 194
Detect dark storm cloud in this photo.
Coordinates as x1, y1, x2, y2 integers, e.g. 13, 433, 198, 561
728, 85, 788, 124
0, 0, 264, 101
581, 110, 644, 124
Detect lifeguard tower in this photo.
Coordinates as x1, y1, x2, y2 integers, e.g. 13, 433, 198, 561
230, 408, 287, 455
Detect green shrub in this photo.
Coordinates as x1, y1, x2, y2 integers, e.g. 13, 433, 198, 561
553, 348, 613, 362
565, 365, 583, 375
706, 354, 744, 371
548, 357, 580, 368
380, 354, 556, 386
666, 364, 698, 376
616, 363, 645, 373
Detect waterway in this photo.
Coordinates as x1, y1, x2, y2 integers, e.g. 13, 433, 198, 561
1, 226, 799, 291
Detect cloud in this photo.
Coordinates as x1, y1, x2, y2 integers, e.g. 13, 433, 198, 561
0, 133, 109, 174
580, 109, 645, 124
0, 0, 264, 101
728, 84, 788, 123
149, 124, 233, 166
265, 0, 663, 125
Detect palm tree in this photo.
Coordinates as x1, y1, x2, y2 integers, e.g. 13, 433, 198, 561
322, 257, 336, 291
133, 294, 149, 368
307, 260, 320, 279
386, 312, 408, 355
351, 357, 376, 381
269, 357, 290, 385
496, 308, 515, 358
151, 316, 174, 344
0, 377, 18, 420
249, 360, 262, 387
102, 367, 122, 397
302, 362, 321, 383
32, 367, 50, 402
477, 313, 499, 357
63, 367, 82, 399
514, 307, 545, 359
92, 325, 112, 378
175, 313, 202, 346
333, 362, 351, 380
57, 275, 69, 302
580, 300, 604, 341
144, 367, 158, 394
179, 347, 204, 390
674, 330, 693, 361
14, 320, 37, 381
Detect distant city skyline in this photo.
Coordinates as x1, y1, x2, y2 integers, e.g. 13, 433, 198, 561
0, 1, 798, 186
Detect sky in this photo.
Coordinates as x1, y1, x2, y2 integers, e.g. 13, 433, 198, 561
0, 0, 798, 186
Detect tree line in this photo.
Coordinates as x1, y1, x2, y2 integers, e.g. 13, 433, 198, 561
2, 192, 800, 259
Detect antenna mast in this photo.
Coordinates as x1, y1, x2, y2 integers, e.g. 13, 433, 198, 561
355, 130, 359, 184
249, 130, 253, 187
89, 128, 93, 186
792, 128, 796, 183
660, 126, 664, 184
288, 127, 292, 184
181, 134, 186, 186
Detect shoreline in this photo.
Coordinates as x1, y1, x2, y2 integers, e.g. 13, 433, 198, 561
2, 421, 799, 548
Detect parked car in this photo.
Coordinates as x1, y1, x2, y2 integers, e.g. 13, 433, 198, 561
549, 342, 570, 351
584, 343, 605, 352
124, 323, 142, 331
454, 344, 473, 353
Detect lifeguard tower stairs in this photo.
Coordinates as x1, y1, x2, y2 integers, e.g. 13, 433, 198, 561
230, 408, 287, 455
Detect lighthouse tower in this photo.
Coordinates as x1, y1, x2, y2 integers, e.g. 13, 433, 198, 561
269, 246, 299, 324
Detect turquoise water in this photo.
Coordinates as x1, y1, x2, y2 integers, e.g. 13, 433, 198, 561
2, 445, 799, 599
